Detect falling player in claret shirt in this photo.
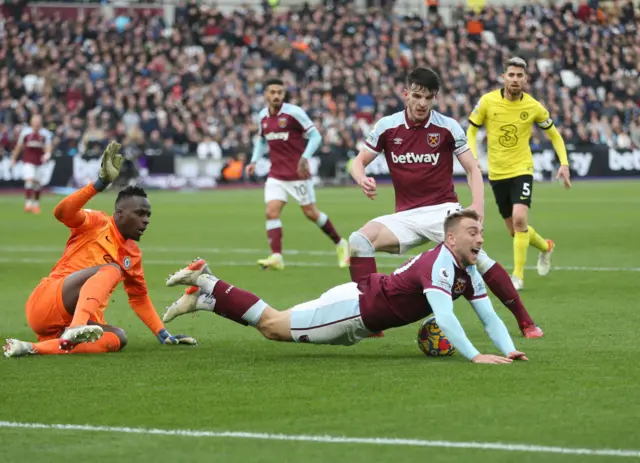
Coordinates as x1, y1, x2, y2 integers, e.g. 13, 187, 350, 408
246, 78, 349, 271
163, 210, 528, 364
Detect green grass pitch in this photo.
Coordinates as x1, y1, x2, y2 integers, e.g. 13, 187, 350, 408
1, 180, 639, 462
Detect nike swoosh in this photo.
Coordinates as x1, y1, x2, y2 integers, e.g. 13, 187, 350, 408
105, 236, 111, 243
520, 196, 528, 200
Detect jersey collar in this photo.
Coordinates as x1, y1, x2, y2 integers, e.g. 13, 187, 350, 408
269, 104, 284, 116
442, 243, 463, 269
403, 109, 432, 129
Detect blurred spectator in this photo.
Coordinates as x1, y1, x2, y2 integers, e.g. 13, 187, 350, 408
221, 152, 247, 183
0, 0, 637, 182
197, 134, 222, 161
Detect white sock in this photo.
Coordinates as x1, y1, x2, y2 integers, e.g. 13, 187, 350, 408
196, 274, 219, 295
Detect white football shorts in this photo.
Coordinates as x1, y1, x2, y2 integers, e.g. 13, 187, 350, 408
289, 282, 372, 346
264, 177, 316, 206
372, 202, 463, 254
22, 162, 48, 185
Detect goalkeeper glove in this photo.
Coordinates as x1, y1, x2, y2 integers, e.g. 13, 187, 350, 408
157, 329, 198, 346
94, 141, 123, 191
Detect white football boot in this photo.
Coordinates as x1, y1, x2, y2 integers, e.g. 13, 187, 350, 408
510, 275, 524, 292
4, 339, 35, 358
163, 285, 216, 323
58, 325, 104, 351
166, 258, 212, 287
537, 240, 555, 276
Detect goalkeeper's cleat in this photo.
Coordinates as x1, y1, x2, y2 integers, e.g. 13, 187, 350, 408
537, 239, 555, 276
4, 339, 35, 358
58, 325, 104, 351
257, 253, 284, 271
162, 285, 216, 323
336, 238, 350, 269
521, 324, 544, 339
166, 258, 211, 287
510, 275, 524, 292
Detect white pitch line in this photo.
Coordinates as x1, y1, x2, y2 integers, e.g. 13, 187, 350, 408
0, 421, 637, 458
0, 256, 638, 272
0, 246, 638, 272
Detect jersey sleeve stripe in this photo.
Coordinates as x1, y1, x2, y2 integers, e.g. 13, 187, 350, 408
539, 121, 554, 130
453, 144, 470, 156
424, 287, 452, 297
364, 143, 381, 155
468, 119, 481, 128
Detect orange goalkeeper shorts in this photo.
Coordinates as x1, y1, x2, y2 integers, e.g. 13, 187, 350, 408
25, 277, 73, 341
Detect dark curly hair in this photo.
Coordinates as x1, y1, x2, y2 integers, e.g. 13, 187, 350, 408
115, 185, 147, 206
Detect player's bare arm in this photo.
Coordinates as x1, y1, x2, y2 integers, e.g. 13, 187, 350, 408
9, 140, 23, 167
43, 137, 52, 163
349, 148, 378, 200
543, 125, 572, 189
457, 149, 485, 222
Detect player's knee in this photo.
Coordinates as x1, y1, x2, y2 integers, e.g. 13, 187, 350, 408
105, 263, 123, 274
256, 310, 291, 341
349, 231, 375, 257
257, 319, 287, 341
108, 327, 128, 351
512, 215, 527, 231
265, 209, 280, 220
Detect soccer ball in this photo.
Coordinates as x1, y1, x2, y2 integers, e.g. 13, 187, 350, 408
417, 315, 456, 357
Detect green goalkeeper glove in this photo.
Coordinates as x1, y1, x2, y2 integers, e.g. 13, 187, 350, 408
94, 141, 123, 191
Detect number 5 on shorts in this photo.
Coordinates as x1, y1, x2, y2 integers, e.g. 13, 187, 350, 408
522, 182, 531, 197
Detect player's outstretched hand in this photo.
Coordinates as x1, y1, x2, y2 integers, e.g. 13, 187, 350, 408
98, 141, 123, 187
556, 165, 571, 189
507, 351, 529, 361
297, 158, 311, 179
245, 162, 257, 177
157, 329, 198, 346
472, 354, 513, 364
360, 177, 377, 200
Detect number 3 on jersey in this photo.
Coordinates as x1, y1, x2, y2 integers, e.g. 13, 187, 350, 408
498, 124, 518, 148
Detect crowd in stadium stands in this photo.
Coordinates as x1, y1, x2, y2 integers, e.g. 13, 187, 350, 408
0, 0, 639, 179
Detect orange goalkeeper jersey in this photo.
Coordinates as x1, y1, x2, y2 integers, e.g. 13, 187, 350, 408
49, 183, 164, 335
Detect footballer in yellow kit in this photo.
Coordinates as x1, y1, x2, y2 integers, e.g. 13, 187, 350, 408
466, 57, 572, 291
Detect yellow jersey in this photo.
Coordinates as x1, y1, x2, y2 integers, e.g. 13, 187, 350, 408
468, 89, 554, 181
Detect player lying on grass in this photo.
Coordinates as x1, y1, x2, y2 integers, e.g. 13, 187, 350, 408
164, 210, 527, 364
4, 141, 196, 358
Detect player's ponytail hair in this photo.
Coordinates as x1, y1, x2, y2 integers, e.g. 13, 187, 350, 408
406, 67, 441, 95
444, 210, 480, 233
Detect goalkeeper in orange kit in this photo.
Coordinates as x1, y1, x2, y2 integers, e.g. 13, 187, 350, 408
4, 141, 197, 358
